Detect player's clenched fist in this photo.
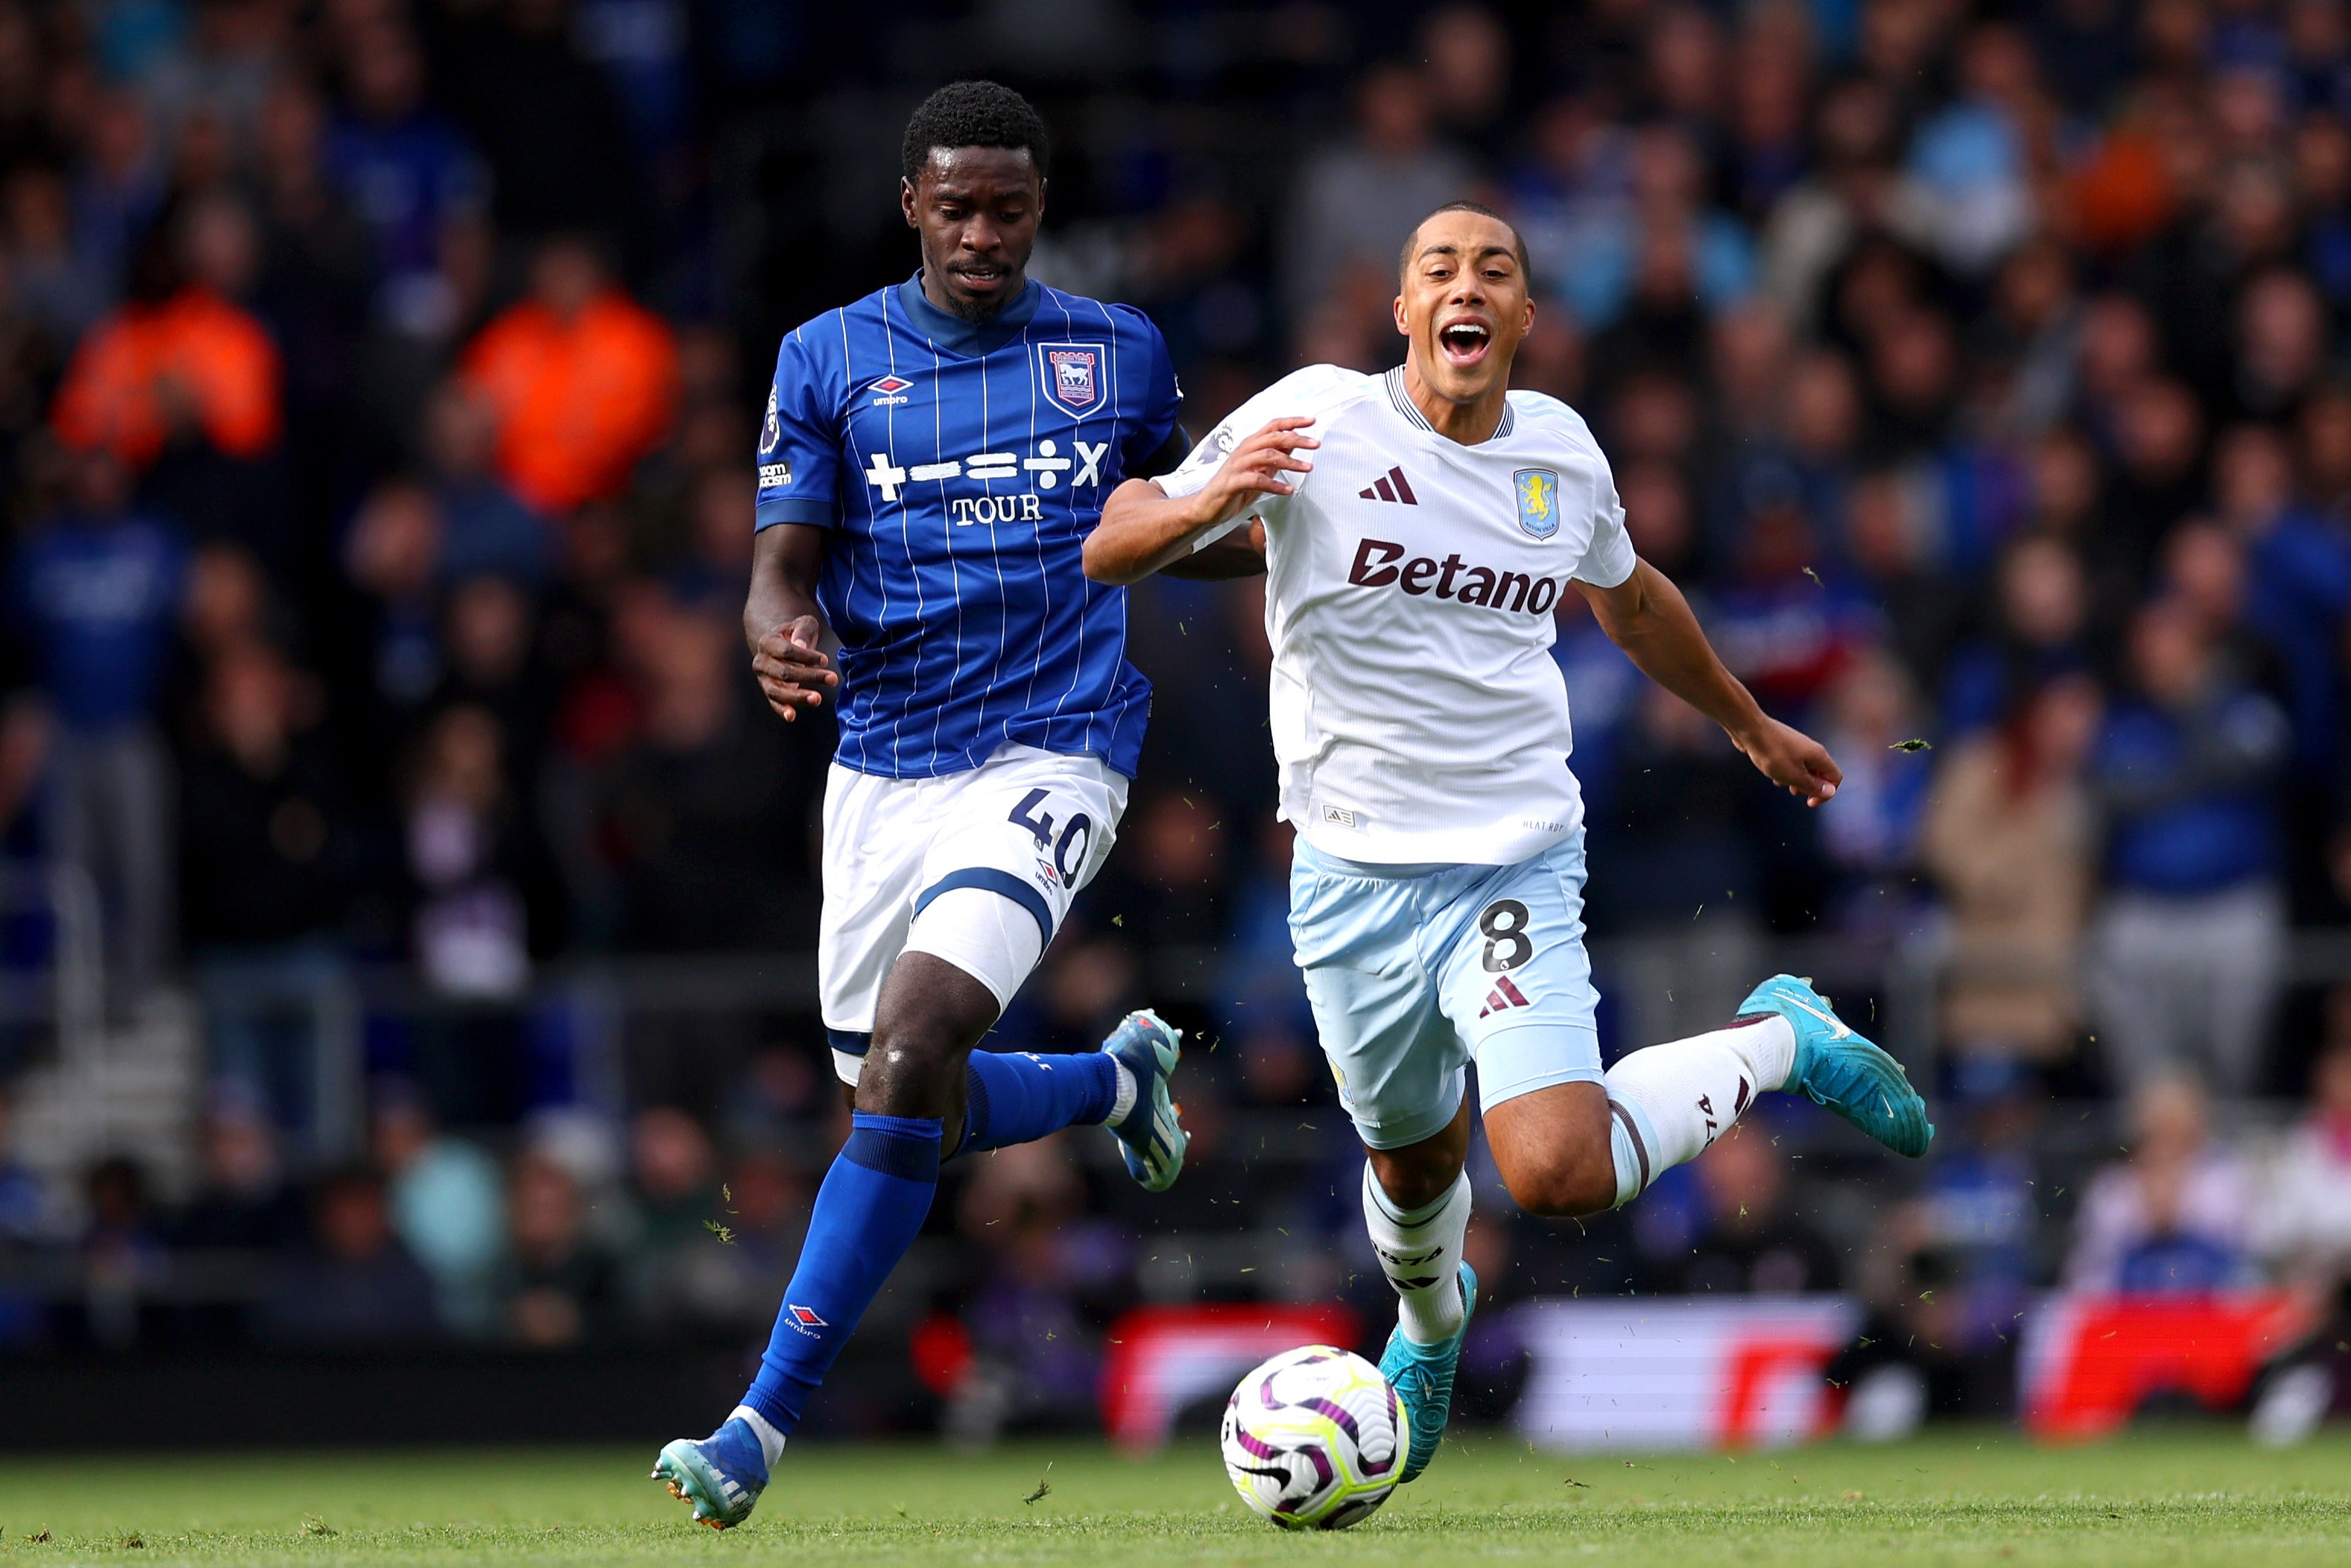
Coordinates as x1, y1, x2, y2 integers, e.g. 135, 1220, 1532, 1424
1193, 416, 1319, 525
750, 614, 839, 721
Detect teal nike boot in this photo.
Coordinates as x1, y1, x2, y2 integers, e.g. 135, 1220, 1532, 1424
1378, 1261, 1477, 1483
651, 1417, 768, 1528
1100, 1009, 1188, 1191
1740, 974, 1933, 1158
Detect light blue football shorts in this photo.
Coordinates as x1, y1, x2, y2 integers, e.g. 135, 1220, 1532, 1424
1289, 830, 1604, 1149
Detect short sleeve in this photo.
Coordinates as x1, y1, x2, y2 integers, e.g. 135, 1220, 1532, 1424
1119, 316, 1181, 473
755, 327, 841, 531
1154, 375, 1308, 502
1572, 452, 1637, 589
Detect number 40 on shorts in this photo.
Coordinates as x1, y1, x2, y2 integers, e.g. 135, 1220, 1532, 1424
1009, 788, 1093, 884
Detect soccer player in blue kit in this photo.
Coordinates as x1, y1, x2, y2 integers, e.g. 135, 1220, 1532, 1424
652, 82, 1262, 1527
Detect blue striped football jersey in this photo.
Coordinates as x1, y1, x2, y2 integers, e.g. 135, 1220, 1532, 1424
755, 273, 1180, 779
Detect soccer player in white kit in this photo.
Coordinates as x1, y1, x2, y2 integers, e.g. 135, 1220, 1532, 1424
1086, 201, 1933, 1482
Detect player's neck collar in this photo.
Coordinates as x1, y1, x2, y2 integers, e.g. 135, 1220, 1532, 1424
897, 271, 1042, 356
1384, 365, 1516, 443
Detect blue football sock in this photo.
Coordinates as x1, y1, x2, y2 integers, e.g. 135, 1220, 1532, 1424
741, 1112, 941, 1437
955, 1049, 1119, 1156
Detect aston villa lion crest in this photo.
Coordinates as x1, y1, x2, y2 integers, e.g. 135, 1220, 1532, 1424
1514, 467, 1562, 540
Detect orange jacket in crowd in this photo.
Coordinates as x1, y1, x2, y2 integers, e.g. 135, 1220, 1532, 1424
460, 291, 679, 515
51, 289, 283, 467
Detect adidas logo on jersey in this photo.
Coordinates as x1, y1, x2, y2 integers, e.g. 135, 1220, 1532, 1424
1357, 466, 1419, 504
1479, 974, 1532, 1019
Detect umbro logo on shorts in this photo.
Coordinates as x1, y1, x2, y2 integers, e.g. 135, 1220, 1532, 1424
1357, 465, 1418, 504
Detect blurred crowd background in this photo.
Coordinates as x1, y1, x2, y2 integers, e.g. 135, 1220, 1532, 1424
2, 0, 2351, 1440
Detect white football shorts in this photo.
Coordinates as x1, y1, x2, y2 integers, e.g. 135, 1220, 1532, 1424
819, 743, 1128, 1084
1289, 830, 1603, 1149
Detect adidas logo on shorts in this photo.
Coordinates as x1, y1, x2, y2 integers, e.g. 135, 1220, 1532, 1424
1479, 975, 1532, 1019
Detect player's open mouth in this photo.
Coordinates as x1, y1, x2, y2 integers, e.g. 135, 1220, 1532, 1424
1437, 319, 1491, 365
953, 267, 1010, 292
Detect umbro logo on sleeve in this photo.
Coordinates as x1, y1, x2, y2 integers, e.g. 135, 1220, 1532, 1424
1356, 466, 1418, 504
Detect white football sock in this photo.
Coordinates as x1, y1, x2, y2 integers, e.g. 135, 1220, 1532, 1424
1107, 1062, 1138, 1126
1362, 1165, 1470, 1345
729, 1404, 787, 1470
1603, 1015, 1794, 1206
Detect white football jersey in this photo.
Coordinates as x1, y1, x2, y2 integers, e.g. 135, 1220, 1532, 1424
1159, 365, 1636, 865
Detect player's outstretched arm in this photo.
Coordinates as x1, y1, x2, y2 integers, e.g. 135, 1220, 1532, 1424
1577, 560, 1843, 808
745, 522, 839, 723
1084, 417, 1318, 585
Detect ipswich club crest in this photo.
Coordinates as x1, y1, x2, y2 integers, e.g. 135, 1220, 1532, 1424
1038, 342, 1103, 416
1514, 467, 1562, 540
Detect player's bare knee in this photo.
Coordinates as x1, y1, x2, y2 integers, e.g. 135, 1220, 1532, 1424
1500, 1144, 1615, 1218
1368, 1155, 1460, 1214
857, 1013, 969, 1116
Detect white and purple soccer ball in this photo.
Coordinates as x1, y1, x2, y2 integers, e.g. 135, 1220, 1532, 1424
1220, 1345, 1408, 1530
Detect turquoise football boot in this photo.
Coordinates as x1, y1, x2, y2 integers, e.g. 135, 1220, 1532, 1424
1378, 1261, 1477, 1483
651, 1416, 768, 1529
1100, 1008, 1188, 1191
1740, 974, 1933, 1158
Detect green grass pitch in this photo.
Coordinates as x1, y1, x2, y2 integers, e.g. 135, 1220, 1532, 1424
0, 1429, 2344, 1566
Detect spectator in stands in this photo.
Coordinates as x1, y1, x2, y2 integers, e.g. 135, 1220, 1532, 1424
340, 474, 445, 727
258, 1166, 440, 1345
2215, 419, 2351, 917
426, 576, 555, 839
167, 1092, 305, 1343
1643, 1122, 1842, 1295
2086, 599, 2291, 1092
3, 164, 109, 352
945, 1137, 1131, 1441
587, 597, 811, 951
436, 0, 642, 254
421, 379, 550, 586
1837, 1061, 2048, 1426
1922, 673, 2101, 1065
621, 1105, 733, 1332
170, 1092, 305, 1254
179, 639, 354, 1151
51, 194, 282, 476
78, 1154, 166, 1348
403, 703, 533, 1000
1941, 533, 2094, 737
2252, 1000, 2351, 1295
1587, 684, 1768, 1035
1814, 644, 1933, 940
666, 466, 754, 612
322, 17, 489, 326
0, 1078, 41, 1226
372, 1084, 506, 1338
2066, 1075, 2254, 1295
701, 1149, 808, 1323
1283, 62, 1472, 329
7, 445, 186, 996
496, 1146, 618, 1348
457, 233, 676, 515
0, 1081, 49, 1344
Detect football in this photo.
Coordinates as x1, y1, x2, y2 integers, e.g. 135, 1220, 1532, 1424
1219, 1345, 1410, 1530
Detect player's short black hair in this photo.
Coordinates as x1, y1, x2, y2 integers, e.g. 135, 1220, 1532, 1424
901, 81, 1052, 184
1400, 200, 1531, 280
